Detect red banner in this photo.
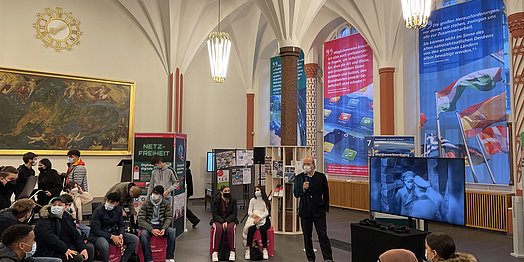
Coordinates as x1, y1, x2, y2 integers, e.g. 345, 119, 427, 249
323, 34, 373, 98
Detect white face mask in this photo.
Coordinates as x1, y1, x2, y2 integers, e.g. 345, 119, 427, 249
151, 194, 162, 202
255, 191, 262, 198
67, 157, 74, 164
21, 242, 36, 258
66, 207, 74, 214
104, 203, 115, 211
304, 165, 312, 173
50, 206, 64, 216
70, 187, 79, 194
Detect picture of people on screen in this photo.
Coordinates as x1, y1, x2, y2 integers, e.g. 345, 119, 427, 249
369, 157, 465, 225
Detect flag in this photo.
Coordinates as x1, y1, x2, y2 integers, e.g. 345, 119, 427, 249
425, 134, 459, 156
458, 93, 506, 137
437, 67, 502, 113
444, 144, 484, 166
478, 125, 508, 156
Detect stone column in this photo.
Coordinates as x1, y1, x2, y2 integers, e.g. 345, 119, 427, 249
280, 46, 301, 146
246, 93, 255, 149
509, 12, 524, 183
379, 67, 395, 135
305, 63, 319, 157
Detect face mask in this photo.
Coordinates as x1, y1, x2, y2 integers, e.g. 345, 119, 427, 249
31, 160, 37, 166
67, 157, 74, 164
155, 165, 162, 169
21, 242, 36, 258
70, 187, 79, 194
255, 191, 262, 198
105, 203, 115, 211
151, 194, 161, 202
50, 206, 64, 216
222, 192, 230, 198
38, 167, 45, 172
304, 165, 312, 173
66, 207, 74, 214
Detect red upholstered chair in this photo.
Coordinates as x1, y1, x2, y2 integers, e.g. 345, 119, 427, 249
136, 229, 168, 262
253, 225, 275, 256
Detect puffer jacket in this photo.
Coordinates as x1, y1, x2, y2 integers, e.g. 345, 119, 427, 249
434, 252, 477, 262
137, 197, 172, 231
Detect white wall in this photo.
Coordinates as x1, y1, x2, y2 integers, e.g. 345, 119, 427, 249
183, 43, 247, 198
0, 0, 168, 197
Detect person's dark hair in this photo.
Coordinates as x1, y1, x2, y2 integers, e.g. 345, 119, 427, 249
254, 185, 271, 214
39, 158, 52, 170
65, 181, 78, 191
220, 185, 230, 192
106, 192, 121, 203
61, 194, 74, 204
186, 160, 191, 168
22, 152, 37, 164
11, 199, 36, 219
152, 185, 165, 195
1, 224, 33, 246
0, 166, 18, 178
67, 149, 81, 157
150, 156, 163, 165
426, 232, 456, 259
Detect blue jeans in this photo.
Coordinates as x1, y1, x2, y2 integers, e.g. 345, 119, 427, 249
92, 233, 138, 262
77, 223, 91, 238
140, 227, 176, 261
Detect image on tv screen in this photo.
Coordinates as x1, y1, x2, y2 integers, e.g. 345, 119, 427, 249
369, 156, 465, 225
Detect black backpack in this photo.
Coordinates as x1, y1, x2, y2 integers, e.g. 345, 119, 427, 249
249, 241, 263, 261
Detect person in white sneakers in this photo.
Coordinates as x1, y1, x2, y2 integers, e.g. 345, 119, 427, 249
210, 186, 238, 262
243, 186, 271, 260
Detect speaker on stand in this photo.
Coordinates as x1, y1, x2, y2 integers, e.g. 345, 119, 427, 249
254, 147, 265, 186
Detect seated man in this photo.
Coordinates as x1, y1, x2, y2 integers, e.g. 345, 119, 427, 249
0, 199, 36, 236
88, 193, 138, 262
0, 224, 42, 262
138, 186, 175, 262
34, 197, 93, 262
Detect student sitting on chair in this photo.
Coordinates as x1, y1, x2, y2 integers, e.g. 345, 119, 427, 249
242, 185, 271, 260
88, 192, 138, 262
138, 185, 176, 262
210, 185, 238, 262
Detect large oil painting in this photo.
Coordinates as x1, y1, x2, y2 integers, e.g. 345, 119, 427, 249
0, 67, 134, 155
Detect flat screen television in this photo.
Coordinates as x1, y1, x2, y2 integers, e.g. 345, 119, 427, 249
207, 152, 215, 172
369, 156, 465, 225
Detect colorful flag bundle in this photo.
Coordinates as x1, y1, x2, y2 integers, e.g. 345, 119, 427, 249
458, 93, 506, 137
437, 67, 502, 113
478, 125, 508, 156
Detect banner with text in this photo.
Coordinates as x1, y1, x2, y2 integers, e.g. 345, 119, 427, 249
419, 0, 510, 185
323, 33, 373, 176
269, 52, 306, 146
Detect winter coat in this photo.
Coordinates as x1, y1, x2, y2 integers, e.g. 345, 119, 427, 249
36, 169, 63, 206
65, 191, 93, 224
105, 182, 136, 215
66, 160, 88, 191
0, 209, 22, 236
15, 165, 34, 200
34, 205, 87, 258
210, 194, 238, 225
434, 253, 477, 262
0, 243, 33, 262
88, 205, 125, 242
137, 197, 173, 231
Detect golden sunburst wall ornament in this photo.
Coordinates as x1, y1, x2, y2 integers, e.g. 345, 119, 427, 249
33, 7, 81, 52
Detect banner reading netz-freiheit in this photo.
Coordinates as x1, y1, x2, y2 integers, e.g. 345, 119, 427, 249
419, 0, 510, 185
323, 33, 373, 176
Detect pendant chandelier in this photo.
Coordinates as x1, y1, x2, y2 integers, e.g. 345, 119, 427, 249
401, 0, 432, 29
207, 0, 231, 83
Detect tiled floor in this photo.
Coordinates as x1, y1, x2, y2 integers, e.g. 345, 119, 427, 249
173, 199, 524, 262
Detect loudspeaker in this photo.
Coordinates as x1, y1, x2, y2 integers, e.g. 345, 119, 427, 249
254, 147, 265, 164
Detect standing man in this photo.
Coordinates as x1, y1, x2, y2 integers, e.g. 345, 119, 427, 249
65, 150, 88, 192
293, 156, 334, 262
148, 156, 179, 201
185, 161, 200, 228
15, 152, 37, 200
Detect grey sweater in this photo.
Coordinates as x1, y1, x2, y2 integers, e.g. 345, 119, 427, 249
147, 166, 179, 196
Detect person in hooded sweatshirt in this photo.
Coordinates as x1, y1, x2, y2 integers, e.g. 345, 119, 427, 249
147, 156, 179, 201
34, 197, 93, 262
0, 199, 36, 236
425, 232, 477, 262
138, 185, 176, 262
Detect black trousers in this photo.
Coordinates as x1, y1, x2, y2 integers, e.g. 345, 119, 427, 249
186, 196, 199, 225
246, 218, 271, 248
301, 214, 333, 261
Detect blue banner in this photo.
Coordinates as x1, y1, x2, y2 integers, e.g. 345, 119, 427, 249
269, 52, 306, 146
419, 0, 510, 185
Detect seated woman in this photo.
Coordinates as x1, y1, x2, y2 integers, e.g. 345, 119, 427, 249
425, 232, 477, 262
210, 186, 238, 262
34, 197, 93, 262
36, 159, 63, 208
243, 186, 271, 260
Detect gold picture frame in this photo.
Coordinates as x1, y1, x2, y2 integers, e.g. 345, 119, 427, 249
0, 67, 134, 155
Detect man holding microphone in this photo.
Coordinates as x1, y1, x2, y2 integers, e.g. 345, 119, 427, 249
293, 156, 334, 262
